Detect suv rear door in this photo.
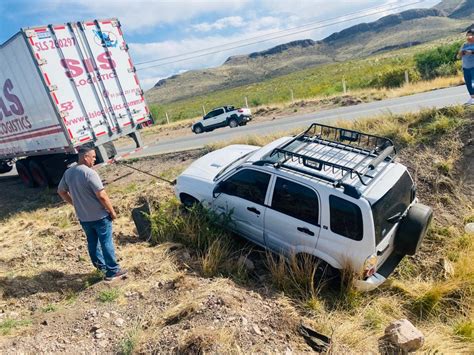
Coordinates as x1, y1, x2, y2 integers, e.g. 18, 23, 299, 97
264, 177, 321, 255
212, 168, 271, 247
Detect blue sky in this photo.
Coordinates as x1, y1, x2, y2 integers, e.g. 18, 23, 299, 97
0, 0, 441, 89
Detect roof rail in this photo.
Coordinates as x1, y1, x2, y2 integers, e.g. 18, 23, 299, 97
254, 123, 396, 197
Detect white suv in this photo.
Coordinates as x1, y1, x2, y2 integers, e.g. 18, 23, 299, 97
175, 123, 433, 291
192, 106, 252, 134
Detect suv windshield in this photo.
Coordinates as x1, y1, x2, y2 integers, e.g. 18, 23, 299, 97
371, 171, 414, 245
214, 151, 255, 181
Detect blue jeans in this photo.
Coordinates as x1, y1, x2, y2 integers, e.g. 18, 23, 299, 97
463, 67, 474, 96
80, 217, 120, 277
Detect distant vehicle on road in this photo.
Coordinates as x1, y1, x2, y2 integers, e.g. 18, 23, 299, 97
192, 106, 252, 134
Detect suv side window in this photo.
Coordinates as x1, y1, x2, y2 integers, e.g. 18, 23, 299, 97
329, 195, 363, 241
215, 108, 224, 116
271, 177, 319, 225
221, 169, 270, 205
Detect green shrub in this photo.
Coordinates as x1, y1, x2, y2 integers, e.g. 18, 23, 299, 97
415, 41, 463, 80
370, 67, 420, 88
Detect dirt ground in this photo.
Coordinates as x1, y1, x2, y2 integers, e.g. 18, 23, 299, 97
0, 115, 472, 353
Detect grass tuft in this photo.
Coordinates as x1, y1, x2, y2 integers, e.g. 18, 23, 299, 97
0, 318, 31, 335
98, 288, 120, 303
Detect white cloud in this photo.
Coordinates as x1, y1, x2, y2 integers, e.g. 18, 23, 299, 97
192, 16, 245, 32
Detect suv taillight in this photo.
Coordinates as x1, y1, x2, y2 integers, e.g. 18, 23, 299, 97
363, 254, 378, 279
238, 109, 243, 112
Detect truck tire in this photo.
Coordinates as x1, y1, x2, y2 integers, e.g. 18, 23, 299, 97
193, 124, 203, 134
29, 160, 51, 188
0, 161, 13, 174
395, 203, 433, 256
228, 119, 238, 128
16, 160, 36, 188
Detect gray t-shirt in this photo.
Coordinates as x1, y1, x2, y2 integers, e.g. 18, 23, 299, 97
58, 164, 108, 222
462, 43, 474, 69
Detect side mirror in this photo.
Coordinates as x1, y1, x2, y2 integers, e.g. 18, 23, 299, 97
213, 182, 224, 198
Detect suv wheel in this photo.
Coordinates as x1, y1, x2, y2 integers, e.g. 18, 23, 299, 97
395, 203, 433, 255
229, 119, 238, 128
193, 124, 204, 134
180, 194, 199, 208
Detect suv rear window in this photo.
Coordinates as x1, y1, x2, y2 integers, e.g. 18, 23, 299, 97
329, 195, 363, 241
371, 171, 414, 245
271, 177, 319, 225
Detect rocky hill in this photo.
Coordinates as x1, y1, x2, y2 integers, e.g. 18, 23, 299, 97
146, 0, 473, 105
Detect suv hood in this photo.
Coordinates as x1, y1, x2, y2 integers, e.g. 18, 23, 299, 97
181, 144, 259, 181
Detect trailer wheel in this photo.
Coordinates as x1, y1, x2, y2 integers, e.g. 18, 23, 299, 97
0, 161, 13, 174
29, 160, 51, 188
16, 160, 36, 188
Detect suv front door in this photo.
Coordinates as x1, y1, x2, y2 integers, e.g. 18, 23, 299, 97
212, 168, 271, 247
202, 108, 226, 129
264, 177, 321, 255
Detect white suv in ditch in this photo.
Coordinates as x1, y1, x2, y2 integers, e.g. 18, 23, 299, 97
175, 123, 433, 291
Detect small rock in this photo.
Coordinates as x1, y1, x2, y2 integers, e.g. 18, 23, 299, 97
241, 316, 248, 326
382, 319, 424, 352
114, 318, 125, 327
41, 320, 48, 326
285, 347, 293, 355
238, 256, 255, 271
438, 258, 455, 279
95, 330, 105, 339
98, 340, 108, 347
465, 223, 474, 235
90, 324, 101, 332
103, 312, 110, 319
252, 324, 262, 335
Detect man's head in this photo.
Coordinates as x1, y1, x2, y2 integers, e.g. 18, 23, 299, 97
467, 29, 474, 42
78, 146, 97, 167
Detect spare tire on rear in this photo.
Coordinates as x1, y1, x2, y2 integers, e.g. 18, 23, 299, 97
395, 203, 433, 256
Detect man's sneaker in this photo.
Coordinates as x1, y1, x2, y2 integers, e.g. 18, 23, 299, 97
465, 98, 474, 105
104, 269, 128, 282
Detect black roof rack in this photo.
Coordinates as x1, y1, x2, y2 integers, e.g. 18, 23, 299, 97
254, 123, 396, 198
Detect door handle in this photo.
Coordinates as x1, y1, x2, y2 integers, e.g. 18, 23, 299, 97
247, 207, 261, 215
297, 227, 315, 236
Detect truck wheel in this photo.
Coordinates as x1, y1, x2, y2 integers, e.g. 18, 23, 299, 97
395, 203, 433, 256
29, 160, 51, 188
193, 124, 203, 134
229, 119, 238, 128
16, 160, 36, 188
0, 161, 13, 174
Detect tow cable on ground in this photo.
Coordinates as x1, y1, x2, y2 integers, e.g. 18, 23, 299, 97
114, 160, 177, 185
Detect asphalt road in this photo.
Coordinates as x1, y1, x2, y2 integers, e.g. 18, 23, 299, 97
118, 85, 469, 158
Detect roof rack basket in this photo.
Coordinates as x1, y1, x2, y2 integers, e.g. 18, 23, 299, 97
256, 123, 396, 197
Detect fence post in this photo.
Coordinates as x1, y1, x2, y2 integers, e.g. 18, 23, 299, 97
244, 96, 249, 108
165, 112, 170, 124
290, 89, 294, 103
405, 70, 410, 85
202, 105, 206, 115
342, 78, 347, 94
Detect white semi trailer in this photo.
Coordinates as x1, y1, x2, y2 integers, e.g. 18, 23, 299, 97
0, 18, 151, 187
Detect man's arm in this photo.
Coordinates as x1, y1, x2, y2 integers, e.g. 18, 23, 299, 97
96, 189, 117, 220
58, 190, 73, 205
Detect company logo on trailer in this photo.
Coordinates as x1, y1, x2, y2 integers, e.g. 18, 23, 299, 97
93, 30, 117, 48
0, 79, 32, 136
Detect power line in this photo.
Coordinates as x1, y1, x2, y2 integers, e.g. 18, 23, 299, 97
136, 0, 428, 71
135, 0, 425, 66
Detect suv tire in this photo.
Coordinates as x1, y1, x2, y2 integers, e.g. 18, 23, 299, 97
180, 193, 199, 208
395, 203, 433, 255
193, 124, 204, 134
0, 161, 13, 174
228, 119, 238, 128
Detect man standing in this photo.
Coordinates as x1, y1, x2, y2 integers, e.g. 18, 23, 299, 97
58, 146, 127, 281
459, 28, 474, 105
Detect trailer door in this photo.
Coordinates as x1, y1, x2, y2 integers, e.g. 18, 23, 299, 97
25, 18, 149, 147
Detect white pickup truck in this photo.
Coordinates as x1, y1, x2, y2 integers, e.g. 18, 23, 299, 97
192, 105, 252, 134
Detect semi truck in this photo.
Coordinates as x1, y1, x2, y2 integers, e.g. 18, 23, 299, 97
0, 18, 151, 187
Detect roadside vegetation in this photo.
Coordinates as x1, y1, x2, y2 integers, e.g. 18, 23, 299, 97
148, 37, 464, 123
0, 107, 472, 352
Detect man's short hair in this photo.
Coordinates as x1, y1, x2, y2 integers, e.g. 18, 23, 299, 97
467, 28, 474, 35
77, 145, 95, 158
